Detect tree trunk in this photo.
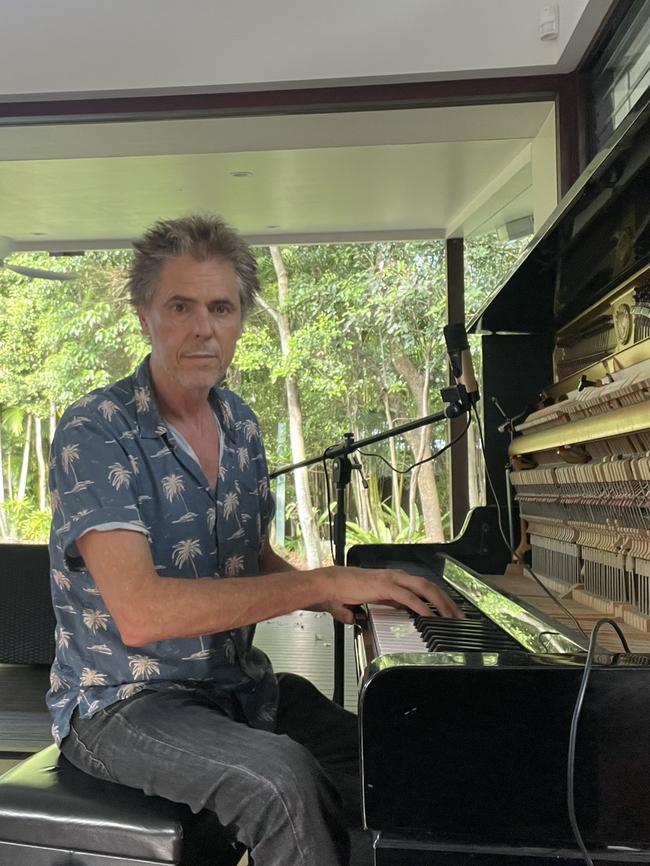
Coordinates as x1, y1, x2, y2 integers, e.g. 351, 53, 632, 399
34, 416, 47, 511
381, 391, 403, 532
401, 428, 445, 541
405, 443, 420, 537
392, 356, 444, 541
357, 467, 381, 538
285, 376, 322, 567
6, 453, 13, 500
261, 246, 322, 568
350, 466, 366, 531
0, 408, 8, 537
17, 413, 32, 502
350, 421, 375, 535
49, 401, 57, 443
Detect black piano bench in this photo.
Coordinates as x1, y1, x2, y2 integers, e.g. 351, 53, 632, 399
0, 744, 244, 866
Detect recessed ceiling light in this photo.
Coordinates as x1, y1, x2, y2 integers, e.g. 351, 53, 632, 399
230, 170, 253, 178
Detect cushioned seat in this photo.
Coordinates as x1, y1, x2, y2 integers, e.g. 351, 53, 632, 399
0, 745, 243, 865
0, 543, 244, 864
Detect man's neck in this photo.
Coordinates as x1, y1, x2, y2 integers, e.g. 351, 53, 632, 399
148, 361, 213, 425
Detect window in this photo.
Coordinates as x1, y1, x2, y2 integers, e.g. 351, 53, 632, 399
586, 0, 650, 155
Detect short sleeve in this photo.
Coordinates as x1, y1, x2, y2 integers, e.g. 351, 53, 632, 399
49, 410, 148, 570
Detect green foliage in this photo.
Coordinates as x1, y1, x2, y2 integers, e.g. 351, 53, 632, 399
345, 503, 426, 546
238, 241, 450, 444
2, 499, 51, 542
0, 250, 146, 412
464, 235, 529, 321
0, 237, 525, 542
0, 250, 150, 541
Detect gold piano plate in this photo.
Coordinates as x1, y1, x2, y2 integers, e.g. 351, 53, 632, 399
508, 400, 650, 457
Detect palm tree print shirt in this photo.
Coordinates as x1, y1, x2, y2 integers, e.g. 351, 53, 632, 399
47, 356, 277, 745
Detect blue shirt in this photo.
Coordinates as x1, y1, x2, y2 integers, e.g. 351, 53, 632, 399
47, 356, 277, 744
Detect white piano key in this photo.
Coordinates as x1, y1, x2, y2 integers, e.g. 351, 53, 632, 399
367, 604, 428, 655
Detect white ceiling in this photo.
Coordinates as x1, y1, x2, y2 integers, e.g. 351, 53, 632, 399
1, 103, 553, 250
0, 0, 611, 251
1, 0, 611, 97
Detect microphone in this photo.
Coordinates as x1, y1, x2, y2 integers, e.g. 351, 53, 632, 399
443, 323, 480, 405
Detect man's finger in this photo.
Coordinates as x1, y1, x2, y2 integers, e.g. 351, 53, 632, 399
384, 586, 433, 619
428, 589, 464, 619
330, 603, 355, 624
385, 571, 463, 619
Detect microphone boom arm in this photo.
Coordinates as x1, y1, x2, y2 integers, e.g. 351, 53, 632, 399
270, 392, 469, 480
269, 385, 475, 708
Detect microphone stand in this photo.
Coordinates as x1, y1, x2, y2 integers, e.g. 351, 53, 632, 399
271, 382, 476, 706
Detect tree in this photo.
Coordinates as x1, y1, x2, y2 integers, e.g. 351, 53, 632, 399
0, 236, 528, 543
0, 250, 146, 539
234, 242, 450, 542
254, 247, 322, 568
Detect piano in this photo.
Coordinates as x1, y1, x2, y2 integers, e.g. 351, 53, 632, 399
349, 97, 650, 866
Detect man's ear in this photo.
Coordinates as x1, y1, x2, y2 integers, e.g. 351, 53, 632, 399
137, 306, 149, 335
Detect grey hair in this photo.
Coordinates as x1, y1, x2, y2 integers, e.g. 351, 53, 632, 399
126, 215, 259, 316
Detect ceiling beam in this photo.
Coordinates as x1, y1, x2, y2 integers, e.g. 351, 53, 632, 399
0, 75, 570, 125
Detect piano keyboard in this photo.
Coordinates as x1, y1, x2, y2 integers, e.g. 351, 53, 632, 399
355, 557, 585, 673
368, 591, 523, 656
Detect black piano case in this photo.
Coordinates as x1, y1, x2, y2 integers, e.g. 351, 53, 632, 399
360, 652, 650, 852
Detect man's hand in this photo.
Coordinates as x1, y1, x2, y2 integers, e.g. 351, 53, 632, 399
258, 535, 462, 624
320, 566, 464, 624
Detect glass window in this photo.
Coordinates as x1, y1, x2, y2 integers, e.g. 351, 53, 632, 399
587, 0, 650, 154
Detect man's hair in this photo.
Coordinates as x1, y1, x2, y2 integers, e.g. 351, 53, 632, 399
126, 215, 260, 316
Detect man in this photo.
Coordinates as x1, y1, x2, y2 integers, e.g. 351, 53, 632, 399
48, 215, 462, 865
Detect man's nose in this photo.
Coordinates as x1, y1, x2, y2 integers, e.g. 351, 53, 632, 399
192, 306, 213, 338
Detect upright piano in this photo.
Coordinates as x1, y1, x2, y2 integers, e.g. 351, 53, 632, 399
350, 99, 650, 865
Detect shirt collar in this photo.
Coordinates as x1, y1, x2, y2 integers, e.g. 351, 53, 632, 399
133, 355, 237, 446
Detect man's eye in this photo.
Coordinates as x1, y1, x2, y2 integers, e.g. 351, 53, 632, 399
173, 302, 186, 313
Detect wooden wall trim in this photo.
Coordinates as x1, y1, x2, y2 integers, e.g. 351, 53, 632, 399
0, 75, 567, 124
446, 238, 470, 536
556, 73, 585, 196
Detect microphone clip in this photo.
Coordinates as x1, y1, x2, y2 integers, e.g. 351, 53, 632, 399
440, 384, 474, 417
442, 322, 480, 414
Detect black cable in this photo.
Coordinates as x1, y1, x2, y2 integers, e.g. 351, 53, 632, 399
566, 618, 630, 866
471, 404, 590, 641
359, 414, 471, 474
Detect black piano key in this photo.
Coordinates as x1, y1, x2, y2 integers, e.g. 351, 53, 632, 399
414, 601, 524, 652
416, 619, 506, 637
421, 624, 520, 644
422, 634, 521, 652
427, 638, 518, 651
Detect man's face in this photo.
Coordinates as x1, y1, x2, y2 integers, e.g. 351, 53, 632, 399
138, 254, 243, 393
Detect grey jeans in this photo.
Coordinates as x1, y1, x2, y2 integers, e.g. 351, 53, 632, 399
61, 673, 372, 866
